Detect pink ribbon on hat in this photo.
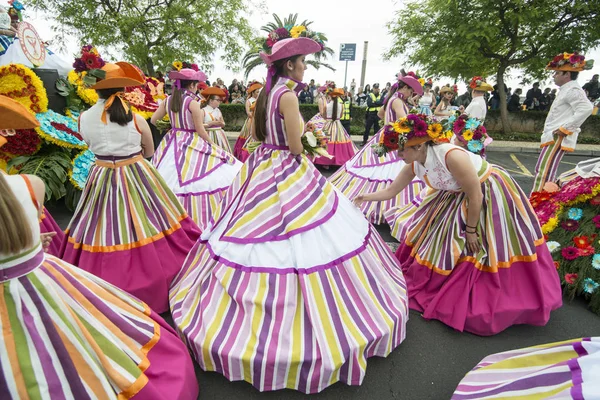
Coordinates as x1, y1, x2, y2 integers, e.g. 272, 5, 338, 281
174, 80, 181, 90
264, 65, 278, 95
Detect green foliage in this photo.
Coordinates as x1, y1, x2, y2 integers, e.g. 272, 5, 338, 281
55, 78, 87, 112
241, 13, 335, 78
7, 146, 72, 202
547, 200, 600, 316
29, 0, 254, 75
386, 0, 600, 82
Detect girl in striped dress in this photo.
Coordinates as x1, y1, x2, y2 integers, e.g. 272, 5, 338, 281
452, 337, 600, 399
152, 69, 242, 229
328, 73, 426, 224
61, 63, 201, 314
169, 37, 409, 394
233, 81, 262, 161
0, 95, 198, 399
313, 87, 358, 167
202, 87, 233, 153
356, 121, 562, 335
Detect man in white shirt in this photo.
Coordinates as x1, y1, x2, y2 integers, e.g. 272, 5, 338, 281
531, 52, 594, 194
464, 76, 493, 121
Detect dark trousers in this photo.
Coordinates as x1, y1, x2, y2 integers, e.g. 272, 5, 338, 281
341, 120, 351, 134
363, 112, 380, 143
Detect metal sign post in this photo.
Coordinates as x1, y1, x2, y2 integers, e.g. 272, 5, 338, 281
339, 43, 356, 90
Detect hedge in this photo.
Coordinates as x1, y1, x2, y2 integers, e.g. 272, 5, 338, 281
220, 104, 599, 141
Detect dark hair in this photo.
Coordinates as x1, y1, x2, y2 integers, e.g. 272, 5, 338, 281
97, 88, 133, 126
171, 79, 198, 113
383, 81, 408, 109
331, 96, 339, 121
569, 71, 579, 80
254, 55, 301, 141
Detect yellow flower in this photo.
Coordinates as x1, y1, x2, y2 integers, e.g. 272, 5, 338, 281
418, 78, 425, 86
563, 52, 571, 60
173, 61, 183, 71
393, 118, 411, 133
0, 63, 48, 113
427, 123, 443, 138
290, 25, 307, 38
89, 47, 99, 55
462, 129, 474, 141
542, 217, 559, 234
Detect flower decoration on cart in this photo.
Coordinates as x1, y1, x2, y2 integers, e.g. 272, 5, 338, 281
0, 63, 48, 113
443, 111, 492, 155
69, 149, 96, 190
372, 112, 447, 156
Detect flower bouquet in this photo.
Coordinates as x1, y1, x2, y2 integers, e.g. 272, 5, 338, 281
302, 122, 332, 159
442, 112, 491, 155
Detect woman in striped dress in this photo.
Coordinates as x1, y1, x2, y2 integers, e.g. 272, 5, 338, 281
0, 95, 198, 399
202, 87, 233, 153
152, 69, 242, 229
313, 87, 358, 167
169, 36, 409, 394
452, 337, 600, 399
328, 73, 426, 224
233, 81, 262, 161
355, 120, 562, 335
61, 63, 201, 313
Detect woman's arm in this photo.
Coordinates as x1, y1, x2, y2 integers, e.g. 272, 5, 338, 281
354, 164, 415, 205
245, 100, 252, 117
446, 150, 483, 253
150, 100, 167, 125
392, 98, 408, 119
434, 101, 450, 116
190, 101, 212, 143
280, 92, 303, 155
134, 114, 155, 158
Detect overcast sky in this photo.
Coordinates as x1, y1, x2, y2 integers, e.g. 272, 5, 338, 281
27, 0, 600, 93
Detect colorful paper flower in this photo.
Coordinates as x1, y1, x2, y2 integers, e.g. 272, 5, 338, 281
546, 241, 561, 253
561, 219, 580, 231
593, 254, 600, 270
561, 246, 580, 260
582, 278, 599, 294
567, 208, 584, 221
564, 273, 578, 284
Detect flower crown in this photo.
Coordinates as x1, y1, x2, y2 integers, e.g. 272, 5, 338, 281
372, 112, 450, 156
171, 61, 199, 72
469, 76, 486, 89
263, 25, 325, 51
547, 52, 593, 71
443, 112, 489, 155
324, 81, 336, 95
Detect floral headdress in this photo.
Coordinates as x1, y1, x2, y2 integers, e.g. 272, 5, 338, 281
546, 52, 594, 72
372, 112, 449, 156
469, 76, 484, 89
72, 45, 106, 87
264, 25, 325, 51
324, 81, 336, 95
443, 112, 490, 155
8, 0, 24, 22
171, 61, 199, 72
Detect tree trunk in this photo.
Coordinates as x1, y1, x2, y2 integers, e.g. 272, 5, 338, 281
146, 55, 155, 77
496, 65, 511, 134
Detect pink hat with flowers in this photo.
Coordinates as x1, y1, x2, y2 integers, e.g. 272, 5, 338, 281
395, 71, 424, 96
168, 68, 207, 82
259, 38, 322, 66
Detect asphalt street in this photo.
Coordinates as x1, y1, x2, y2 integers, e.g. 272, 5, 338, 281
45, 150, 600, 400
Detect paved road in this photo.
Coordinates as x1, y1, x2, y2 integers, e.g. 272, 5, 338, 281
45, 151, 600, 400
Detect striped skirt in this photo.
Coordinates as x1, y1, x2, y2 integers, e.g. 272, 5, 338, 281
0, 251, 198, 399
329, 132, 425, 225
452, 337, 600, 399
233, 116, 252, 162
392, 166, 562, 335
313, 120, 358, 166
60, 155, 201, 313
209, 128, 233, 153
169, 146, 408, 393
39, 207, 65, 257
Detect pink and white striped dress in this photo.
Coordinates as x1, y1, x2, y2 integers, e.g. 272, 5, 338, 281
169, 76, 409, 394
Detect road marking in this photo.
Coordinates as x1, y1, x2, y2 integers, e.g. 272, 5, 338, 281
510, 154, 533, 177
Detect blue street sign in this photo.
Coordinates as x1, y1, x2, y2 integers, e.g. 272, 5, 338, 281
339, 43, 356, 62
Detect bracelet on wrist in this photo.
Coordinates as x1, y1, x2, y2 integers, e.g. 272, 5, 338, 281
466, 224, 478, 229
465, 229, 477, 234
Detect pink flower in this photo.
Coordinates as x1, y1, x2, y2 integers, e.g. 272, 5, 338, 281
266, 37, 276, 48
453, 118, 466, 134
413, 120, 428, 137
565, 273, 578, 284
593, 215, 600, 228
561, 219, 580, 231
472, 131, 483, 141
562, 246, 580, 260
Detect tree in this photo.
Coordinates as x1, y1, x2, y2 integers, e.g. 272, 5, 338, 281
242, 13, 335, 78
386, 0, 600, 133
29, 0, 254, 76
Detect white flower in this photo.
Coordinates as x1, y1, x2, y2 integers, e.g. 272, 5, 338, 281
546, 241, 561, 253
305, 131, 317, 147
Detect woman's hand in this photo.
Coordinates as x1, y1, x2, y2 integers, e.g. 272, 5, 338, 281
41, 232, 56, 253
353, 195, 366, 207
465, 231, 480, 254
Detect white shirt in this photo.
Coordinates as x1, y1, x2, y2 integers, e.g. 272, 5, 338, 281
541, 80, 593, 151
465, 96, 487, 121
203, 105, 222, 126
